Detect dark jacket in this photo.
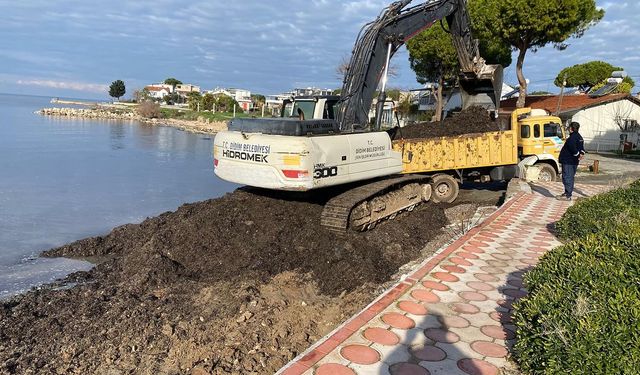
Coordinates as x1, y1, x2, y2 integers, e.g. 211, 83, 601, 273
559, 132, 585, 165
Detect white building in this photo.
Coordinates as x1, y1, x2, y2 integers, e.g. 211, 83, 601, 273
502, 94, 640, 152
175, 84, 201, 98
144, 84, 173, 99
209, 87, 253, 111
227, 88, 252, 111
292, 87, 334, 97
265, 94, 293, 115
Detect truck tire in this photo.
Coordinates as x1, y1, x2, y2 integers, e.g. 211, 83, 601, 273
537, 163, 557, 182
431, 174, 459, 203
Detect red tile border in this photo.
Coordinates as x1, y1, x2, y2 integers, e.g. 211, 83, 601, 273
280, 362, 310, 375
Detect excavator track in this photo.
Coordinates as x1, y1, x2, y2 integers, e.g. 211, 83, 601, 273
321, 175, 433, 234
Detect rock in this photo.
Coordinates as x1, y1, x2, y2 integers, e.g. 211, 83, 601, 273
236, 311, 253, 323
191, 367, 210, 375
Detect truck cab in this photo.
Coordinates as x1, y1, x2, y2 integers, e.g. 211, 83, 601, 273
512, 108, 565, 181
281, 95, 340, 120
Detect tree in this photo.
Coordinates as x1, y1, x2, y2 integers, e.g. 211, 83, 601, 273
164, 92, 181, 105
214, 94, 242, 113
251, 94, 266, 112
109, 80, 126, 101
133, 87, 151, 103
407, 26, 459, 121
386, 89, 401, 102
555, 61, 635, 93
187, 92, 202, 111
590, 77, 635, 95
396, 93, 414, 120
406, 1, 512, 121
470, 0, 604, 108
201, 93, 216, 111
335, 54, 398, 80
164, 78, 182, 88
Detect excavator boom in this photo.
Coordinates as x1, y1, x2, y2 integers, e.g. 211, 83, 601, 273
338, 0, 503, 132
214, 0, 505, 233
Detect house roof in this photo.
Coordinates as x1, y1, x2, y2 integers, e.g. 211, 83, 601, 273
146, 86, 169, 92
501, 94, 640, 115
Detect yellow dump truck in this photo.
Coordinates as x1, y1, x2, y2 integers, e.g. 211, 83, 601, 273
391, 108, 565, 202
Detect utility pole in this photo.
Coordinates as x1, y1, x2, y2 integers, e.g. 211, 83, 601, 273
555, 74, 567, 116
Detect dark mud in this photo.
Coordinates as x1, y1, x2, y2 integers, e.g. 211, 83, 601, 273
1, 187, 450, 374
392, 106, 503, 140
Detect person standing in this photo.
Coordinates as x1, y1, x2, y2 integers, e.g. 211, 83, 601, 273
556, 122, 585, 201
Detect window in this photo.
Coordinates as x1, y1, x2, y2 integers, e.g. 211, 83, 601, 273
291, 101, 316, 119
323, 100, 339, 119
533, 124, 541, 138
521, 125, 530, 138
544, 122, 563, 138
623, 119, 639, 131
281, 102, 293, 117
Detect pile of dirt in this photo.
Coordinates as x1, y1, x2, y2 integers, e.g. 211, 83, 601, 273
393, 106, 502, 140
1, 187, 449, 374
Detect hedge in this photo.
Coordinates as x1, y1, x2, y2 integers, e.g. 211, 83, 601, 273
555, 180, 640, 239
513, 181, 640, 374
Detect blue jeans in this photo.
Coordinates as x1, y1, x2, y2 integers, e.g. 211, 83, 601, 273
561, 164, 577, 198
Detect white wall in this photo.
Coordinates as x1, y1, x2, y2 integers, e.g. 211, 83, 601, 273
571, 99, 640, 152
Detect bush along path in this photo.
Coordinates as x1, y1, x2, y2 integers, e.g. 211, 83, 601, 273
513, 180, 640, 375
278, 181, 612, 375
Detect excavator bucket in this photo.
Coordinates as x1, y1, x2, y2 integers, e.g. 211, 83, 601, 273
459, 64, 503, 113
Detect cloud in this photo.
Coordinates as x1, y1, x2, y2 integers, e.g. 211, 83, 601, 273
2, 0, 638, 96
16, 79, 109, 93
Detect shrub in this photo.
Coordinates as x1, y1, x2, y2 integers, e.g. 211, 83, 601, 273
513, 180, 640, 374
137, 101, 161, 119
555, 180, 640, 239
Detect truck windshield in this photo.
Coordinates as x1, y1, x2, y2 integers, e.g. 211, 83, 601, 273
291, 101, 316, 119
544, 122, 563, 138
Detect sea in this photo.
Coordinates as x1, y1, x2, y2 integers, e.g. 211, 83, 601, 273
0, 93, 237, 299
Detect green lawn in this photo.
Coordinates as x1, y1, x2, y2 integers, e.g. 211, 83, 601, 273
159, 108, 252, 122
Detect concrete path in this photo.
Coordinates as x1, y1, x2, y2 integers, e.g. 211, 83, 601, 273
278, 181, 611, 375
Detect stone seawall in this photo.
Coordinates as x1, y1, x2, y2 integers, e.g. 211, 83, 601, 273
38, 107, 141, 120
37, 107, 228, 134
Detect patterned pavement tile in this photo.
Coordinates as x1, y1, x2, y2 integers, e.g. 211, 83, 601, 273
277, 182, 612, 375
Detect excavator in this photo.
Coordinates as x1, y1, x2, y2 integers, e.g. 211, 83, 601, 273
213, 0, 503, 232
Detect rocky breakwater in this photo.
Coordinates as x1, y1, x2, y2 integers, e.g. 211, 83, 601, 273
38, 107, 142, 120
37, 107, 228, 134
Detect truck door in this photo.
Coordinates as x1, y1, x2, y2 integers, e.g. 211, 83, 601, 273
542, 122, 564, 159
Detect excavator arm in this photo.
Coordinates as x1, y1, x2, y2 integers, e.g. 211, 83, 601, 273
337, 0, 503, 132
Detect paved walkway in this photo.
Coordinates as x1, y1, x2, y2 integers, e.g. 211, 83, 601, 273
278, 182, 611, 375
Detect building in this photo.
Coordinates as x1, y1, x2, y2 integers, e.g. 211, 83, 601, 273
209, 87, 253, 111
175, 84, 201, 98
265, 94, 292, 115
227, 88, 253, 111
144, 84, 173, 99
502, 94, 640, 152
292, 87, 334, 97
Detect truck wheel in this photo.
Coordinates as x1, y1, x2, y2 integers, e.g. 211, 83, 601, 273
537, 164, 557, 182
431, 174, 459, 203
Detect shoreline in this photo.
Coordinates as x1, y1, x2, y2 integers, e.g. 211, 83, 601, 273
37, 107, 228, 135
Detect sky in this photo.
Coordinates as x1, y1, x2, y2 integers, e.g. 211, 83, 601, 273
0, 0, 638, 100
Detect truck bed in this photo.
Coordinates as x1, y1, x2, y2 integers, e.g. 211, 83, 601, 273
391, 129, 518, 174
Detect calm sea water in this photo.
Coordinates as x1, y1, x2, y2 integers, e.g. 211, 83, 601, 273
0, 94, 237, 298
